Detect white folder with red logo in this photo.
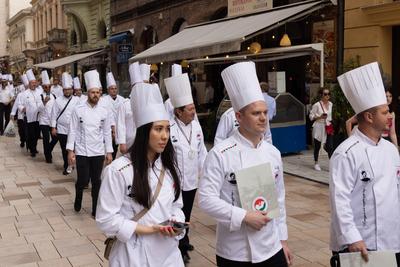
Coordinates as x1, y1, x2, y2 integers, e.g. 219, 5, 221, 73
235, 162, 280, 218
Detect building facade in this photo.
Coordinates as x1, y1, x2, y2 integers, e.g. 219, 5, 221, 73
344, 0, 400, 132
0, 0, 31, 73
6, 8, 34, 72
61, 0, 110, 89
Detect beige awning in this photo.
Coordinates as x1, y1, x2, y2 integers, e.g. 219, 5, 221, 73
130, 0, 330, 63
34, 50, 103, 69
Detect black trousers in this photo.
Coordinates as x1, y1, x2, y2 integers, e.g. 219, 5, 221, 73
313, 135, 333, 162
179, 189, 197, 253
75, 155, 104, 215
27, 121, 40, 154
40, 125, 57, 161
0, 103, 11, 134
112, 139, 118, 160
217, 249, 288, 267
57, 134, 68, 171
17, 119, 26, 144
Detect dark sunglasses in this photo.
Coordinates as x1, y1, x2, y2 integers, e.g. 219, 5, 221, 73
323, 92, 330, 96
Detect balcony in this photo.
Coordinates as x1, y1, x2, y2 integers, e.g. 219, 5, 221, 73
47, 29, 67, 43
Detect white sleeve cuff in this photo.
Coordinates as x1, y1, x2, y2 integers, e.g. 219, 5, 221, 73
278, 223, 288, 240
66, 142, 74, 151
338, 227, 363, 247
230, 206, 247, 232
116, 219, 137, 243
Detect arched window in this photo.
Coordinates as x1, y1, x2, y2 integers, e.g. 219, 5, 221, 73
172, 18, 187, 35
70, 13, 88, 44
71, 30, 77, 46
210, 7, 228, 21
140, 25, 158, 49
98, 20, 107, 39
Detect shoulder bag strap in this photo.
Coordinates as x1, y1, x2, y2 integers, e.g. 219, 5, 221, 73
319, 101, 326, 113
132, 167, 166, 222
56, 97, 73, 122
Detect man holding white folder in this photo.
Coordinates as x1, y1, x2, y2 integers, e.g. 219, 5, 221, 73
330, 62, 400, 263
199, 62, 292, 267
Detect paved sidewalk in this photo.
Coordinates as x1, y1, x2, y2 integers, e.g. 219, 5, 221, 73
282, 149, 330, 185
0, 135, 331, 267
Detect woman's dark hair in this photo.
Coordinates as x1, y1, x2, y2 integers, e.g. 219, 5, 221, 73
385, 88, 393, 113
129, 122, 181, 209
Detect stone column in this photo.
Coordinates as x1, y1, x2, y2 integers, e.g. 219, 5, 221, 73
57, 1, 63, 29
47, 4, 51, 32
52, 2, 57, 29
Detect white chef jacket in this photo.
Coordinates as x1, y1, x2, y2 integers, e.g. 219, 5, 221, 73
116, 99, 136, 149
18, 88, 42, 123
214, 107, 273, 145
11, 93, 25, 120
164, 98, 174, 120
309, 101, 333, 143
96, 155, 185, 267
0, 85, 14, 104
198, 130, 288, 263
37, 93, 56, 126
76, 94, 88, 105
170, 117, 208, 191
50, 96, 79, 135
66, 101, 113, 157
100, 95, 125, 127
50, 85, 63, 98
329, 128, 400, 252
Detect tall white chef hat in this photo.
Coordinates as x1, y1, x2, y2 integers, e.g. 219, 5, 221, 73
7, 74, 13, 82
73, 77, 81, 90
130, 83, 169, 128
221, 61, 264, 112
26, 69, 36, 82
139, 64, 151, 82
171, 64, 182, 77
164, 73, 193, 108
84, 70, 102, 91
61, 72, 73, 89
21, 74, 29, 87
41, 70, 50, 85
106, 72, 117, 88
129, 62, 142, 85
337, 62, 387, 114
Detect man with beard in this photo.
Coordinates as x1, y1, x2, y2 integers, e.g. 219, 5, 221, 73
51, 72, 79, 175
67, 69, 113, 217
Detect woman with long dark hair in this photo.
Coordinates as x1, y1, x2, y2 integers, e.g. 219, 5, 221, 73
96, 82, 185, 266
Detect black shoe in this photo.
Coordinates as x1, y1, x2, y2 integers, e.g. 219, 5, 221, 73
187, 244, 194, 251
74, 192, 82, 212
62, 170, 68, 175
182, 252, 190, 263
20, 142, 24, 148
30, 152, 36, 158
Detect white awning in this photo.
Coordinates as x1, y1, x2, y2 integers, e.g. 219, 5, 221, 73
34, 50, 103, 69
130, 0, 330, 63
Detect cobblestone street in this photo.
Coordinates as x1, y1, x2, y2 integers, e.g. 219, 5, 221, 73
0, 135, 331, 267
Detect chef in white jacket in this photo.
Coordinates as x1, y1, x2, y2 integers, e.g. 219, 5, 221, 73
330, 62, 400, 262
115, 62, 142, 154
73, 77, 87, 105
10, 74, 28, 148
101, 72, 125, 159
67, 70, 113, 217
164, 69, 208, 263
50, 72, 80, 175
37, 70, 57, 163
199, 62, 292, 267
50, 76, 63, 98
96, 81, 185, 267
214, 106, 273, 145
18, 69, 42, 157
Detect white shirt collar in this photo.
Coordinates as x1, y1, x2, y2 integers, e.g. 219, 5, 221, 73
353, 127, 381, 146
235, 129, 263, 149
